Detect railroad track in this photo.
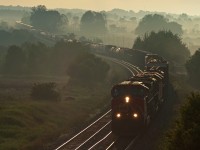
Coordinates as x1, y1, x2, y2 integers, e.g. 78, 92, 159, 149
55, 110, 111, 150
97, 55, 143, 76
55, 58, 142, 150
17, 21, 144, 150
55, 110, 139, 150
106, 136, 139, 150
86, 133, 139, 150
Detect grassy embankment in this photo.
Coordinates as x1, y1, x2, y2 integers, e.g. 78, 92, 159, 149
0, 61, 130, 150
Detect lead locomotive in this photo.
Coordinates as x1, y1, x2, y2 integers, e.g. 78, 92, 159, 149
111, 54, 168, 136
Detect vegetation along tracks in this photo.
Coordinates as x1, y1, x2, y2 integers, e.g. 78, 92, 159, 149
55, 58, 142, 150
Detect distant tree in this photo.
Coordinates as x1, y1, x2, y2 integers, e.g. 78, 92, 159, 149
22, 42, 49, 74
185, 49, 200, 88
80, 11, 107, 35
178, 13, 192, 22
66, 12, 72, 19
0, 21, 9, 30
135, 14, 183, 35
11, 29, 36, 44
3, 45, 26, 74
67, 52, 110, 85
0, 29, 37, 46
30, 5, 68, 32
0, 30, 11, 45
72, 16, 79, 27
51, 40, 89, 75
167, 22, 183, 35
133, 31, 190, 64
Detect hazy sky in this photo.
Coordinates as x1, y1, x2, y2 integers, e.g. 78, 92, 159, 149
1, 0, 200, 15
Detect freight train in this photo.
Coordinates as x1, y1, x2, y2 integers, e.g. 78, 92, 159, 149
111, 54, 168, 136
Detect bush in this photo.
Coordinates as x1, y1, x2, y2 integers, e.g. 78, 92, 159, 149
31, 82, 60, 101
67, 52, 110, 85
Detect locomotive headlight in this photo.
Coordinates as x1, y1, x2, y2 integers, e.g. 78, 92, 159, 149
116, 113, 121, 118
133, 113, 138, 118
125, 96, 130, 103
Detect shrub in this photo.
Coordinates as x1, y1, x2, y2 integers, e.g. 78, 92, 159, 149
31, 82, 60, 101
67, 52, 110, 85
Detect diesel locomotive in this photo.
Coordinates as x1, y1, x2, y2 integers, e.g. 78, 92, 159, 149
111, 54, 168, 136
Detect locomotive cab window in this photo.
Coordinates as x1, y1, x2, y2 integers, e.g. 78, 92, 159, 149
111, 86, 147, 98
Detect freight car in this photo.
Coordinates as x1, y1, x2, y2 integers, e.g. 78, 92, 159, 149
111, 54, 168, 136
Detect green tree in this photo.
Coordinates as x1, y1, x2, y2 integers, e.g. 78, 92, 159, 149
22, 42, 49, 74
135, 14, 183, 35
185, 49, 200, 88
30, 5, 68, 32
50, 40, 88, 74
0, 21, 9, 31
80, 11, 107, 35
3, 45, 26, 74
67, 52, 110, 85
133, 31, 190, 64
0, 30, 11, 45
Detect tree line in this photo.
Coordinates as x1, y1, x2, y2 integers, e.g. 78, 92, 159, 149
30, 5, 68, 33
133, 29, 200, 89
22, 5, 184, 37
135, 14, 183, 36
0, 40, 110, 84
0, 29, 37, 46
22, 5, 107, 35
133, 31, 190, 65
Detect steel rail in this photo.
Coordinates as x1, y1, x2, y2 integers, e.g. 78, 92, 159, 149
124, 135, 140, 150
110, 58, 136, 76
74, 121, 111, 150
55, 110, 111, 150
105, 140, 116, 150
88, 131, 112, 150
56, 56, 142, 150
97, 55, 142, 76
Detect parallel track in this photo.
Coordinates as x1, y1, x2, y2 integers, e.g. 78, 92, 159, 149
55, 58, 142, 150
16, 21, 144, 150
98, 55, 143, 76
55, 111, 111, 150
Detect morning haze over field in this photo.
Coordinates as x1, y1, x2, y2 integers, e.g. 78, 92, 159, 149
1, 0, 200, 15
1, 0, 200, 150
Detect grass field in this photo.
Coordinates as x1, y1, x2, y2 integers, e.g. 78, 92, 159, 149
0, 61, 129, 150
